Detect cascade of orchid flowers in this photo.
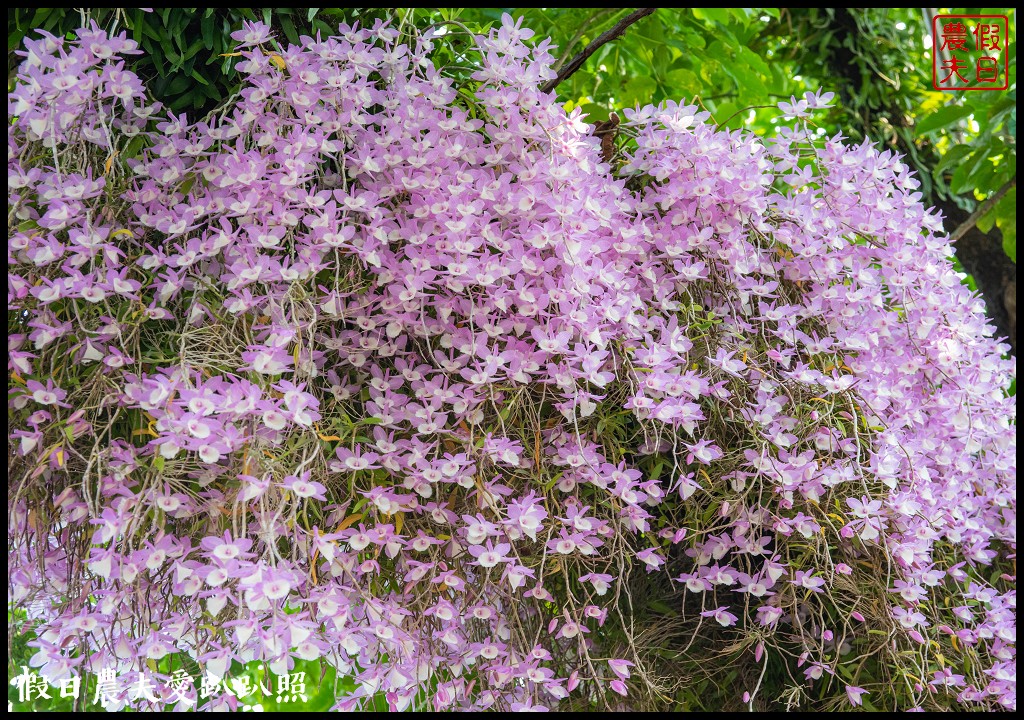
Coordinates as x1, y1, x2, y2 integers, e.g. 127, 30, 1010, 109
7, 14, 1015, 712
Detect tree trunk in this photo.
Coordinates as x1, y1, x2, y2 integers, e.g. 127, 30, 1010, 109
940, 201, 1016, 354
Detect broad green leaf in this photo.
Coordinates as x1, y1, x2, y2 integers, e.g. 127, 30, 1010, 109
933, 144, 972, 175
280, 13, 300, 45
699, 57, 722, 84
916, 104, 973, 134
621, 75, 658, 107
736, 44, 770, 77
950, 149, 987, 195
692, 8, 732, 26
714, 101, 744, 128
665, 68, 701, 98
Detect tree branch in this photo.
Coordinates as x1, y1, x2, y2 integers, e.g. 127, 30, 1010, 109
541, 8, 657, 94
554, 8, 619, 71
949, 177, 1016, 244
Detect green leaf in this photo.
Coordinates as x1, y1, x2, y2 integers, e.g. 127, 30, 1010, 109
699, 57, 723, 84
977, 206, 998, 234
736, 44, 770, 77
621, 75, 658, 107
724, 63, 767, 101
182, 37, 204, 61
280, 13, 300, 45
950, 149, 987, 195
714, 101, 744, 128
665, 68, 701, 98
165, 73, 191, 96
915, 104, 973, 134
313, 19, 335, 38
200, 13, 215, 50
934, 144, 972, 175
970, 157, 998, 196
996, 188, 1016, 262
141, 18, 163, 41
678, 28, 706, 51
693, 8, 732, 26
578, 103, 611, 123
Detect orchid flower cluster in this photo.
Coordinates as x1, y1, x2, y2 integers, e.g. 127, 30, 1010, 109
8, 14, 1016, 712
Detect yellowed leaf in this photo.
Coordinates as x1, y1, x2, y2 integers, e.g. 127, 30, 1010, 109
336, 513, 363, 532
269, 53, 286, 70
28, 509, 46, 532
104, 150, 119, 175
